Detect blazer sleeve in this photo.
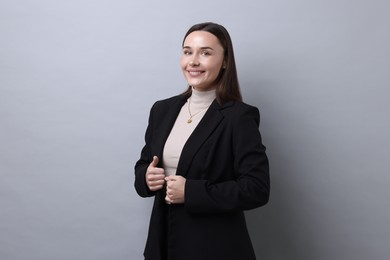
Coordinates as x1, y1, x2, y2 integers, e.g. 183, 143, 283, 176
185, 105, 270, 213
134, 103, 156, 198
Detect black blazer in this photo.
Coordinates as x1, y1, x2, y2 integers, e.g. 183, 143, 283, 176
135, 94, 270, 260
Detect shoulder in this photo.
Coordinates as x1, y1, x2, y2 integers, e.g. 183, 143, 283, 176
220, 101, 260, 122
151, 94, 187, 110
219, 102, 262, 137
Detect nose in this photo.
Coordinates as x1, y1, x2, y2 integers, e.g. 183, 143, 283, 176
189, 59, 200, 66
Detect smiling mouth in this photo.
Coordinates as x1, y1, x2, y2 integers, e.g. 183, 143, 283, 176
188, 71, 204, 76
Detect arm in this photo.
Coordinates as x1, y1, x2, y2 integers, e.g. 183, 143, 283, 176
134, 104, 165, 197
185, 105, 270, 213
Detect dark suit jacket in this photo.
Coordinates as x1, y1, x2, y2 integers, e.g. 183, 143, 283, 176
135, 94, 270, 260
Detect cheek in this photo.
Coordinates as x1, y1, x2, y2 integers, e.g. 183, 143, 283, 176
211, 64, 223, 76
180, 58, 187, 70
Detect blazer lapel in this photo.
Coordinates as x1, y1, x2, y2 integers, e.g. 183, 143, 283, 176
177, 100, 227, 176
153, 95, 188, 161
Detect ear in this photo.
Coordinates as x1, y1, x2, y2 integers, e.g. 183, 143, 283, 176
222, 60, 227, 69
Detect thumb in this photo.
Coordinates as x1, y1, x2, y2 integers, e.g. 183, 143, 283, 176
150, 156, 159, 167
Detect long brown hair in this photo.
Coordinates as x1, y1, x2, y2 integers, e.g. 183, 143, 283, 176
182, 22, 242, 104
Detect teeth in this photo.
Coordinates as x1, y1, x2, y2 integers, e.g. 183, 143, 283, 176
189, 71, 202, 76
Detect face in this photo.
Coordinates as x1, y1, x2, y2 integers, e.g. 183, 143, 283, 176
181, 31, 225, 91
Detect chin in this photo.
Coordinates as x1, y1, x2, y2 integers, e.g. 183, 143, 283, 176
187, 82, 202, 88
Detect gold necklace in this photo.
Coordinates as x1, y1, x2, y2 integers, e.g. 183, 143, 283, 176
187, 97, 209, 123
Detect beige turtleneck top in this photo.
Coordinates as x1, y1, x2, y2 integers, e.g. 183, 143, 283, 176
163, 88, 216, 176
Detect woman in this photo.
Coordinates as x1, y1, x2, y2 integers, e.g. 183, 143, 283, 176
134, 22, 270, 260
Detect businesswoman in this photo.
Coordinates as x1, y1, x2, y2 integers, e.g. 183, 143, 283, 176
134, 22, 270, 260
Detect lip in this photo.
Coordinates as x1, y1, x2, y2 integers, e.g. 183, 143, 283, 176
187, 70, 205, 76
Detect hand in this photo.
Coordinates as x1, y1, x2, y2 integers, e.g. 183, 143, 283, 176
165, 175, 186, 204
145, 156, 165, 191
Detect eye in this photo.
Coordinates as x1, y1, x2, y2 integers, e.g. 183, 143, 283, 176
183, 50, 192, 55
201, 50, 210, 56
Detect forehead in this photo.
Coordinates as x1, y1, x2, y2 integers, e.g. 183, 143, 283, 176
183, 31, 222, 49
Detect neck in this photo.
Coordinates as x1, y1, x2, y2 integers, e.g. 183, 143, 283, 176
190, 87, 216, 105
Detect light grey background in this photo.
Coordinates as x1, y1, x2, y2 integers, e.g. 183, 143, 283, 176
1, 0, 389, 259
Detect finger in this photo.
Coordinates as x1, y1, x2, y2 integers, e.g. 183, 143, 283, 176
165, 180, 174, 189
165, 176, 176, 182
149, 156, 159, 167
147, 173, 165, 181
147, 168, 165, 178
166, 192, 174, 202
151, 183, 163, 189
165, 195, 172, 203
150, 184, 163, 191
166, 189, 173, 196
150, 179, 165, 186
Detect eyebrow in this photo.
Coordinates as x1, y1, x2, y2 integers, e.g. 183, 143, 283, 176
183, 46, 215, 50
